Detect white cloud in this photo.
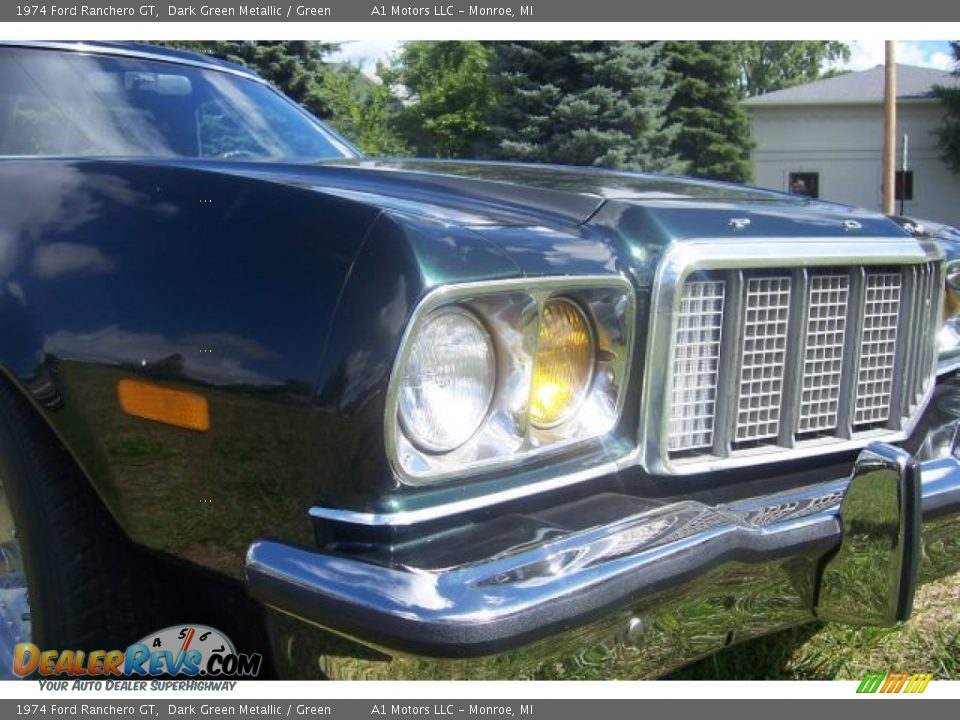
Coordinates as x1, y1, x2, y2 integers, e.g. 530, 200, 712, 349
32, 242, 115, 279
330, 40, 401, 79
927, 51, 956, 71
832, 40, 955, 72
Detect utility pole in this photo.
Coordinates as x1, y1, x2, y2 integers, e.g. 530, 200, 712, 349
883, 41, 897, 215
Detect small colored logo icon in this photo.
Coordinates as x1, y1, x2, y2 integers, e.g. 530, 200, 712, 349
857, 672, 933, 694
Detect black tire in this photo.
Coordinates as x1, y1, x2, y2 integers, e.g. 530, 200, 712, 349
0, 380, 154, 655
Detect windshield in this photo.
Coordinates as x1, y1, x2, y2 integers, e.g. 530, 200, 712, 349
0, 46, 358, 162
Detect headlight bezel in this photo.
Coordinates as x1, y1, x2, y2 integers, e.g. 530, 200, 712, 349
384, 275, 636, 485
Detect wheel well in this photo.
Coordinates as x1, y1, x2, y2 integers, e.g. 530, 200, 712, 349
0, 369, 277, 676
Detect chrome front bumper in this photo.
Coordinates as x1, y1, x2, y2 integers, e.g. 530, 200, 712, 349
245, 416, 960, 679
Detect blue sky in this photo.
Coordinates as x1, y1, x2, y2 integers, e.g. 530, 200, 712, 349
838, 40, 954, 71
330, 40, 956, 79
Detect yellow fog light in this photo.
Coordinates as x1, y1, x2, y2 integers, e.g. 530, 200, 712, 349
530, 298, 594, 428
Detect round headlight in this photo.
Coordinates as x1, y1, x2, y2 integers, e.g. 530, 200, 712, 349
398, 308, 496, 452
530, 298, 594, 428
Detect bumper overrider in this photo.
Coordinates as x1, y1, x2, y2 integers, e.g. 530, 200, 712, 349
244, 386, 960, 679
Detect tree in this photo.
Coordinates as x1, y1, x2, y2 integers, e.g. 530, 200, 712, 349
384, 41, 494, 157
321, 63, 409, 156
664, 42, 754, 182
934, 42, 960, 173
487, 41, 680, 171
730, 41, 851, 97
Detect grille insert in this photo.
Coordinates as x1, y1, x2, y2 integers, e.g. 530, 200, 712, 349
667, 280, 725, 451
854, 271, 902, 425
798, 273, 850, 433
735, 276, 791, 443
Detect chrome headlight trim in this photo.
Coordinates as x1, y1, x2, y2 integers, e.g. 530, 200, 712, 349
385, 275, 637, 486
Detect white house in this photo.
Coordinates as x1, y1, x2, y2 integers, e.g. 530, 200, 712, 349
744, 64, 960, 227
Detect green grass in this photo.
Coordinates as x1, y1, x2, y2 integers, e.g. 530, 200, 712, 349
666, 572, 960, 680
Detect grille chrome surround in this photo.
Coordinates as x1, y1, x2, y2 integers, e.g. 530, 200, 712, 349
640, 239, 944, 476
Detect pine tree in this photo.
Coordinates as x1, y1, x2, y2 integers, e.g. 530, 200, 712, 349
664, 42, 754, 183
488, 42, 679, 171
934, 42, 960, 173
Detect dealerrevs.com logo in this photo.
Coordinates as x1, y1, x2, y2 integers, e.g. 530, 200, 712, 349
14, 625, 262, 678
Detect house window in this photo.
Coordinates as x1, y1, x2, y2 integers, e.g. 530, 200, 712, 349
788, 172, 819, 199
896, 171, 914, 202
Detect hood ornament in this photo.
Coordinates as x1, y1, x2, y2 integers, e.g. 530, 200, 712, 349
843, 220, 863, 232
729, 218, 751, 231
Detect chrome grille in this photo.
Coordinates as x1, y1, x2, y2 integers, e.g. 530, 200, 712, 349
660, 260, 941, 465
667, 280, 725, 451
736, 277, 791, 442
798, 273, 849, 433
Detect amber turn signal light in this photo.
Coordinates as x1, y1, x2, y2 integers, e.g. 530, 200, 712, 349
117, 379, 210, 432
529, 298, 595, 428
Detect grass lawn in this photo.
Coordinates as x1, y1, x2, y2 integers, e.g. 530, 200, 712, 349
667, 571, 960, 680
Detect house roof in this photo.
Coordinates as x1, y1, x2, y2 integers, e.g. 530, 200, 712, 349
743, 64, 957, 106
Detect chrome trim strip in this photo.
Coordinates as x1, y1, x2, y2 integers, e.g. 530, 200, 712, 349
640, 238, 944, 476
309, 459, 620, 527
0, 41, 265, 82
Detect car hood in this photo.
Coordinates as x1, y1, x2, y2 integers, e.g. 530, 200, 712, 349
185, 157, 829, 229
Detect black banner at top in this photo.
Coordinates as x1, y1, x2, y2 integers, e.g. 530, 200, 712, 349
2, 0, 959, 22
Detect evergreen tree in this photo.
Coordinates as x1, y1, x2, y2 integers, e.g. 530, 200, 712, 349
383, 41, 493, 157
934, 42, 960, 173
664, 42, 754, 183
488, 41, 679, 171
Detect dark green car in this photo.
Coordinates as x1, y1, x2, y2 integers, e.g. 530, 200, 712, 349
1, 41, 960, 680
